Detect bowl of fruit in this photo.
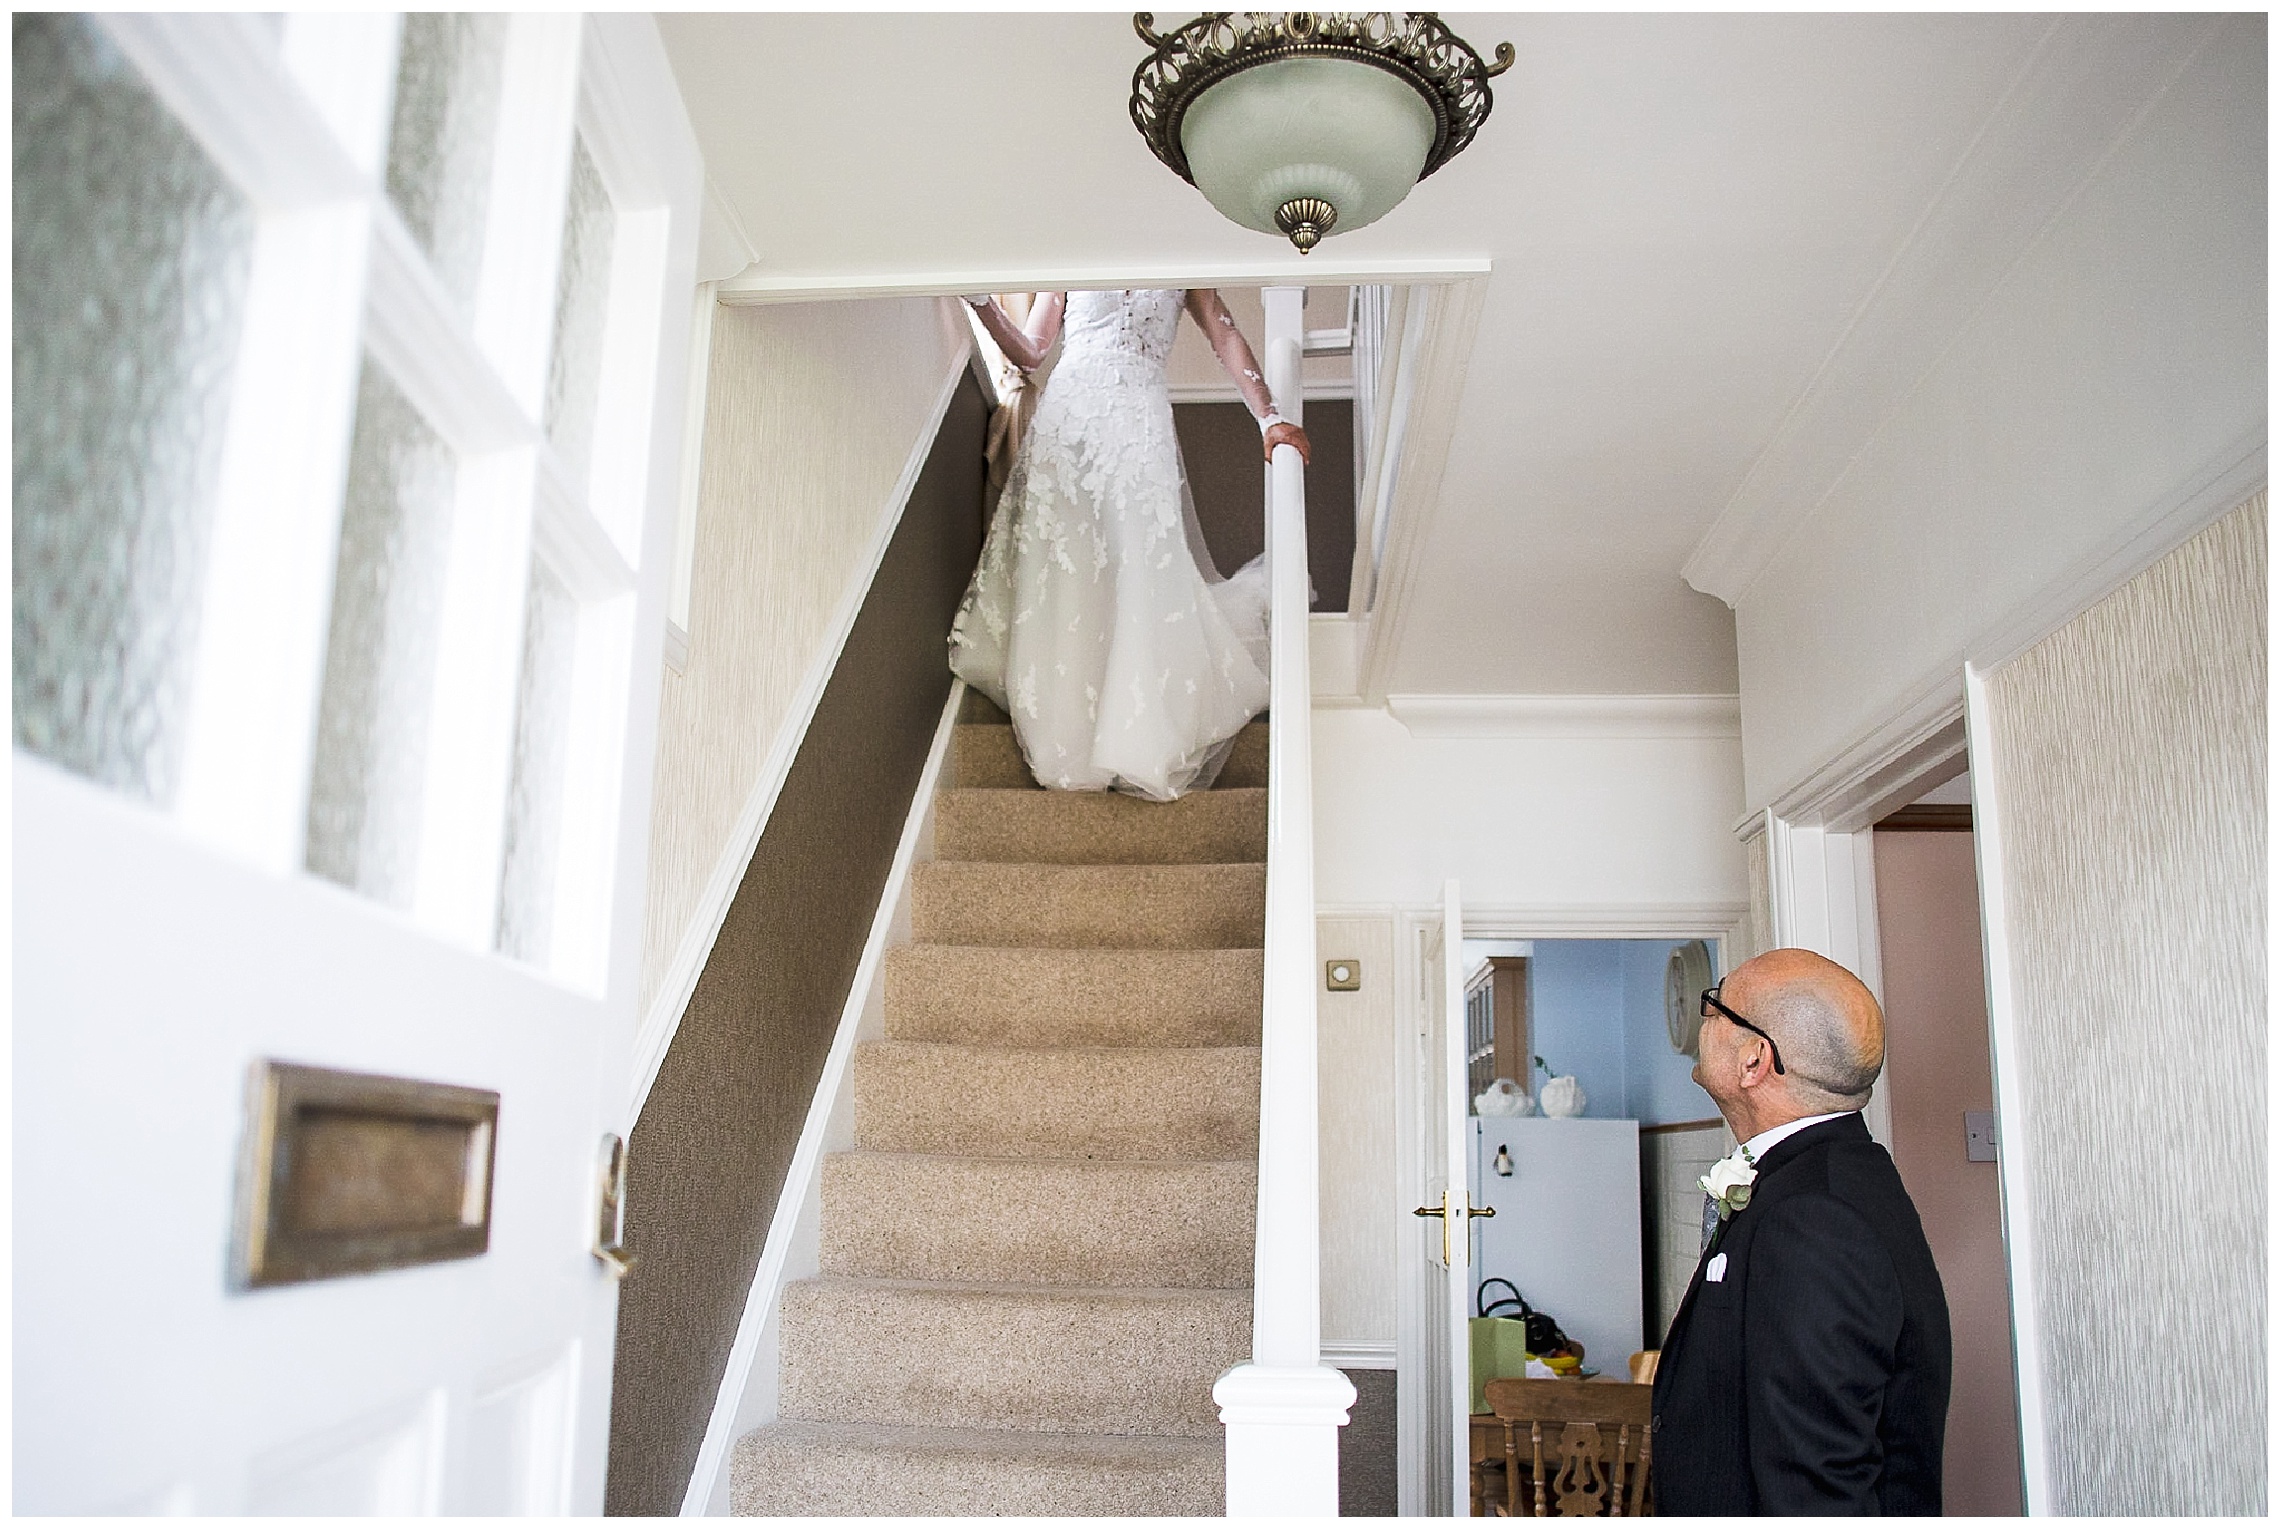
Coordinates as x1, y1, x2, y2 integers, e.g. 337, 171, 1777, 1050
1529, 1340, 1598, 1380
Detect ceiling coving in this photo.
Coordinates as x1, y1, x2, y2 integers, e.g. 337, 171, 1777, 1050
1129, 10, 1512, 253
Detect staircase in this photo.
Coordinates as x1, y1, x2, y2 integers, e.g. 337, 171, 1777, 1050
730, 693, 1270, 1516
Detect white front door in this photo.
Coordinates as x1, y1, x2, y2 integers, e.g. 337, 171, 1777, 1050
13, 13, 699, 1512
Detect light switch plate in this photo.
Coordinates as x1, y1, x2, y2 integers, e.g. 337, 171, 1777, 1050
1324, 959, 1361, 991
1964, 1110, 1999, 1162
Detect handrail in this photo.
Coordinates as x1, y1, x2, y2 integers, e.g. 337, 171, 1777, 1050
1212, 285, 1355, 1516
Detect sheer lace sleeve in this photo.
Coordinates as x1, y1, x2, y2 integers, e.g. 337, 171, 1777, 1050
966, 291, 1065, 371
1183, 289, 1281, 427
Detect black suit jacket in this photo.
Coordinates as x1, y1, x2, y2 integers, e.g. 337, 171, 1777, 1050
1651, 1113, 1951, 1515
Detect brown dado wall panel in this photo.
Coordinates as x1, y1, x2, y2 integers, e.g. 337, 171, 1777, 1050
605, 376, 988, 1514
1175, 398, 1355, 612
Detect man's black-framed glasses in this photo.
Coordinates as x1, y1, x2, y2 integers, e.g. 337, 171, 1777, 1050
1701, 983, 1786, 1074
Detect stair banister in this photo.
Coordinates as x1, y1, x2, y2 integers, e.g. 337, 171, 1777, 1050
1212, 285, 1356, 1515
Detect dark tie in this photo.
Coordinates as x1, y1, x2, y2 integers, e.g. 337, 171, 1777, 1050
1700, 1193, 1720, 1253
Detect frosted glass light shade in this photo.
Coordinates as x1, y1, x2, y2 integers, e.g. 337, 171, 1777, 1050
1180, 57, 1436, 243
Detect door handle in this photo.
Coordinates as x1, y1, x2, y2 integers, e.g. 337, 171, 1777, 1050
594, 1133, 636, 1280
1413, 1189, 1494, 1264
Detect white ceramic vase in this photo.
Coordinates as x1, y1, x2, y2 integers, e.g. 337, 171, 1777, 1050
1538, 1075, 1586, 1118
1473, 1077, 1535, 1117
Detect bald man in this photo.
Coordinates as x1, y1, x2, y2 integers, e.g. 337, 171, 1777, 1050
1651, 948, 1952, 1514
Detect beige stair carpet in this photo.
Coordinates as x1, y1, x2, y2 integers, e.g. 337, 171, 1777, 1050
732, 696, 1265, 1516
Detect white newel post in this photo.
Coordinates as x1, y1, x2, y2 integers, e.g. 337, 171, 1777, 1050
1214, 284, 1355, 1515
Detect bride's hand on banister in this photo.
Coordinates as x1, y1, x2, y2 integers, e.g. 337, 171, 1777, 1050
1263, 421, 1312, 464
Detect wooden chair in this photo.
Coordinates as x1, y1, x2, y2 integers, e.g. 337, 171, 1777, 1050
1477, 1378, 1653, 1517
1469, 1414, 1503, 1516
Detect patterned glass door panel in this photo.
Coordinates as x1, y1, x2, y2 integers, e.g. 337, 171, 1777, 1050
13, 14, 260, 805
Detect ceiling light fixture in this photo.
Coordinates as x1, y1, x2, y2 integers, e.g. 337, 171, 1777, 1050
1129, 11, 1513, 254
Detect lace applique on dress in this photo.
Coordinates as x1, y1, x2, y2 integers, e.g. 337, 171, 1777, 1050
949, 289, 1270, 800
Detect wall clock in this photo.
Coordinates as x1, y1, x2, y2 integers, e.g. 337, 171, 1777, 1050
1665, 939, 1715, 1057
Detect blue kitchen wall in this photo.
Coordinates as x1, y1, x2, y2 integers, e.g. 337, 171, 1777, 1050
1617, 940, 1720, 1125
1525, 941, 1629, 1119
1527, 939, 1719, 1125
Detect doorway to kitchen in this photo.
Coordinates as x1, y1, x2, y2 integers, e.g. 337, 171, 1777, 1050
1459, 937, 1729, 1384
1397, 898, 1747, 1515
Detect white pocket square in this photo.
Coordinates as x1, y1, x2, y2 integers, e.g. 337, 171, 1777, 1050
1706, 1253, 1728, 1283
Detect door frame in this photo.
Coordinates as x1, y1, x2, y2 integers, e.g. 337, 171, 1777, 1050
1391, 899, 1747, 1516
1734, 448, 2269, 1517
1744, 684, 2048, 1505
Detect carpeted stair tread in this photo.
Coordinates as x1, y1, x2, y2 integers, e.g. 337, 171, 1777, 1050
957, 690, 1013, 725
955, 721, 1268, 790
820, 1151, 1255, 1288
737, 681, 1266, 1516
854, 1040, 1259, 1160
912, 861, 1266, 948
778, 1277, 1249, 1436
883, 946, 1263, 1047
1214, 722, 1270, 788
730, 1419, 1222, 1516
935, 787, 1266, 864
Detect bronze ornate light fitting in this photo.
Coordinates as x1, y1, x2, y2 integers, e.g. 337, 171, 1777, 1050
1129, 11, 1514, 253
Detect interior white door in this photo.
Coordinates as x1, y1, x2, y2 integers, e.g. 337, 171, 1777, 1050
1409, 879, 1474, 1517
13, 13, 699, 1512
1440, 879, 1473, 1515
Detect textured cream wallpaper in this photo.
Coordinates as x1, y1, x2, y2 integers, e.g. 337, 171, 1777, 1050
640, 296, 967, 1012
1319, 914, 1398, 1346
1737, 830, 1774, 966
1984, 493, 2265, 1514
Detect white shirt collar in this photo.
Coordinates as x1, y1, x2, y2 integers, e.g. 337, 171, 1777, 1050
1742, 1110, 1854, 1163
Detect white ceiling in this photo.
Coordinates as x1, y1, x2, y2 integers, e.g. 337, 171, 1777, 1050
660, 12, 2164, 697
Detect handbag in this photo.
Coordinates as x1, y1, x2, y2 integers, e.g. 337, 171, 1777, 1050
1476, 1276, 1576, 1358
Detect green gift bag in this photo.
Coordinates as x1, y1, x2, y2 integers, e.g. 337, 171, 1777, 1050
1467, 1315, 1534, 1414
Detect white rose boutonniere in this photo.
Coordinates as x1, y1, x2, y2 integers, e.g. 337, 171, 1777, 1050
1699, 1148, 1758, 1221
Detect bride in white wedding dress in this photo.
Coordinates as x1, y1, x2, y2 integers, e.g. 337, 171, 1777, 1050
950, 288, 1311, 800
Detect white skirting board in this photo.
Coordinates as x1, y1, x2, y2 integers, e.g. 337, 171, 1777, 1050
680, 681, 965, 1516
1322, 1341, 1397, 1371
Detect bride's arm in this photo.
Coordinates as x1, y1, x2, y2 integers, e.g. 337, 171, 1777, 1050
1184, 289, 1313, 463
963, 292, 1065, 372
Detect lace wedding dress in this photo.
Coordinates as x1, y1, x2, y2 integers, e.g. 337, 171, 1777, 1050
949, 289, 1275, 800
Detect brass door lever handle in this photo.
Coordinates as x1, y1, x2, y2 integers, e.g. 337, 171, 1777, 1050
1413, 1190, 1492, 1265
595, 1134, 634, 1279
